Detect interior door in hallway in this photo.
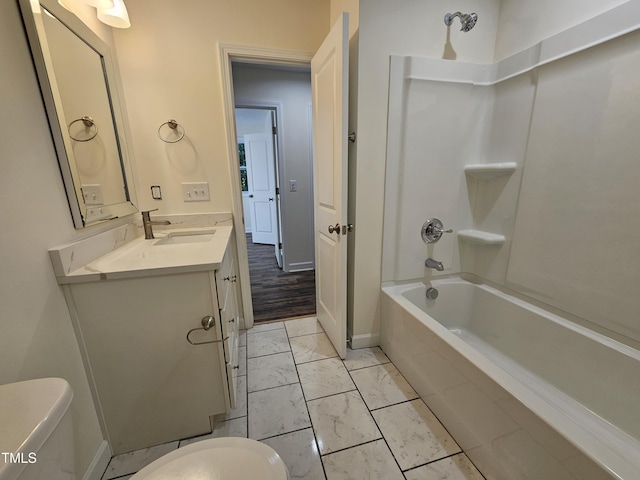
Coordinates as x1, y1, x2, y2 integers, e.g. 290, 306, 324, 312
245, 131, 278, 245
312, 12, 349, 359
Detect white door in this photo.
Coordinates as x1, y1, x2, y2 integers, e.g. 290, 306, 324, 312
312, 12, 349, 359
245, 132, 278, 245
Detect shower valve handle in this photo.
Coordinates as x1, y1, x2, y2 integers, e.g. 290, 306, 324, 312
421, 218, 452, 243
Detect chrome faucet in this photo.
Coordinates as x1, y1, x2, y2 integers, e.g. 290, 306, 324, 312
425, 258, 444, 271
142, 209, 171, 239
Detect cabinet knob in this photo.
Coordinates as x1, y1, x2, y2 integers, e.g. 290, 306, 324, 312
228, 318, 236, 323
233, 365, 239, 369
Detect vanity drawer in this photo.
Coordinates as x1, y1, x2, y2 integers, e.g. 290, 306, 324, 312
225, 333, 239, 409
215, 249, 234, 307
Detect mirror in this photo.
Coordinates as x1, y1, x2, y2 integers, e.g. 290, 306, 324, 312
19, 0, 137, 228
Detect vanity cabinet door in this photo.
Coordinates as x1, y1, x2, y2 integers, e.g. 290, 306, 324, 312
67, 271, 229, 454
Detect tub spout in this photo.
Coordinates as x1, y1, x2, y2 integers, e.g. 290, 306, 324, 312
425, 258, 444, 271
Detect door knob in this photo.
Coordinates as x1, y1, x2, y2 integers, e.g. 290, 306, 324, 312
269, 197, 274, 201
328, 223, 341, 235
248, 194, 254, 198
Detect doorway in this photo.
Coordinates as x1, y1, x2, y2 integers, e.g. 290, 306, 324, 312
231, 62, 316, 323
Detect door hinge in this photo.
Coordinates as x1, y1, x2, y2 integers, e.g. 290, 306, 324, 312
275, 187, 279, 195
272, 126, 277, 135
278, 242, 283, 249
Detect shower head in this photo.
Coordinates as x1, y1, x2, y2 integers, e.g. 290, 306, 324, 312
444, 12, 478, 32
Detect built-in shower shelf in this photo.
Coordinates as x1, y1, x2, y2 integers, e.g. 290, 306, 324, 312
464, 162, 517, 179
457, 230, 506, 245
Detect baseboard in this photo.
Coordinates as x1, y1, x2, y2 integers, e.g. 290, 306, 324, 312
286, 261, 314, 272
82, 440, 111, 480
349, 332, 380, 349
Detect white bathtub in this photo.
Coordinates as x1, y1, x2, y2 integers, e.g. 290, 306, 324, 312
380, 277, 640, 480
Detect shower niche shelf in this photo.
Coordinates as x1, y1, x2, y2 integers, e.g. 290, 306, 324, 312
464, 162, 517, 179
457, 229, 506, 245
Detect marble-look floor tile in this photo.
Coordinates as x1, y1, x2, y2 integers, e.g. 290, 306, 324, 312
307, 390, 381, 455
247, 328, 290, 358
248, 383, 310, 440
218, 375, 247, 421
179, 417, 248, 447
372, 399, 461, 470
247, 352, 299, 392
350, 363, 418, 410
261, 428, 325, 480
343, 347, 390, 371
285, 316, 324, 338
248, 321, 285, 334
322, 439, 404, 480
297, 357, 356, 400
404, 453, 485, 480
102, 441, 178, 479
289, 332, 338, 364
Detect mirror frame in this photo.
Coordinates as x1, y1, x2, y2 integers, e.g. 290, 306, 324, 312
19, 0, 138, 228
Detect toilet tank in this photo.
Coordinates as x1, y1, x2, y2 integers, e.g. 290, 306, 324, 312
0, 378, 75, 480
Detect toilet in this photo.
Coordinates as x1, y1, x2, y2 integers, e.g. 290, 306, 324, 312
0, 377, 75, 480
130, 437, 289, 479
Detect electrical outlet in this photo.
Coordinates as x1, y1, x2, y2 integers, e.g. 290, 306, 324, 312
182, 182, 210, 202
81, 184, 103, 205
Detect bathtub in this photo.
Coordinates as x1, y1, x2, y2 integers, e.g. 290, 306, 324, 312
380, 276, 640, 480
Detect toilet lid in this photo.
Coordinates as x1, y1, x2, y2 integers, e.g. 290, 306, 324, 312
132, 437, 288, 480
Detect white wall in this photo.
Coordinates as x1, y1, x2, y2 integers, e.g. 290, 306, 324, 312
381, 4, 640, 347
351, 0, 500, 346
232, 65, 315, 272
495, 0, 628, 60
1, 1, 109, 476
355, 0, 635, 347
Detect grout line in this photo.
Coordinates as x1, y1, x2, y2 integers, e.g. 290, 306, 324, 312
284, 324, 329, 480
340, 355, 406, 476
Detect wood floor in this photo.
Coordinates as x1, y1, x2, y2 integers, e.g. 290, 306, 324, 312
246, 234, 316, 323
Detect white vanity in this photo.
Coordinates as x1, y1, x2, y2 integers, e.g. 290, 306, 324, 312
49, 217, 240, 454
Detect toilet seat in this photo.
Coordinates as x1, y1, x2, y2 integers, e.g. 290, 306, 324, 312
131, 437, 289, 480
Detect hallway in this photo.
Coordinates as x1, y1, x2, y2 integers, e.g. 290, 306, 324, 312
246, 234, 316, 322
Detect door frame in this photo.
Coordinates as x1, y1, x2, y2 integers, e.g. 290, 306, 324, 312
220, 44, 314, 329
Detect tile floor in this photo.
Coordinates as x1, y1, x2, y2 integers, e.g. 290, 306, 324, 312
101, 316, 486, 480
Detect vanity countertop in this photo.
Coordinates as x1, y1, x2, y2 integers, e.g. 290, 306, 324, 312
52, 226, 233, 284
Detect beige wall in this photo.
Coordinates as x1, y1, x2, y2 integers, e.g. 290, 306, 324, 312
111, 0, 330, 217
1, 1, 107, 475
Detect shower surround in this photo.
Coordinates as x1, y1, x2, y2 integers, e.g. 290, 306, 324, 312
381, 3, 640, 479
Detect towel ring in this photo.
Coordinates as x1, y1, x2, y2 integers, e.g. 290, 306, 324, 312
68, 116, 98, 142
158, 119, 185, 143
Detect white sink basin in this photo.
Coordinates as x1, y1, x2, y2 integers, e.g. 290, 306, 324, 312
153, 230, 216, 246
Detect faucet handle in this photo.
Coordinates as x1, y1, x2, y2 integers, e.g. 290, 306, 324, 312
421, 218, 452, 243
142, 208, 159, 214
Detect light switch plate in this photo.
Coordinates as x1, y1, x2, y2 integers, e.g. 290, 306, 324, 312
289, 180, 298, 192
182, 182, 210, 202
81, 184, 103, 205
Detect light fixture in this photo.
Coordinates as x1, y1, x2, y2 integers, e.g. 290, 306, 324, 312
96, 0, 130, 28
57, 0, 74, 12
